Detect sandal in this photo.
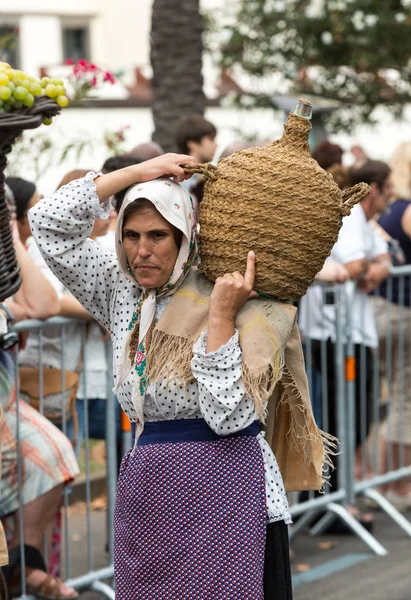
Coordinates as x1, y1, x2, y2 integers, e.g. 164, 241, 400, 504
26, 569, 78, 600
4, 544, 78, 600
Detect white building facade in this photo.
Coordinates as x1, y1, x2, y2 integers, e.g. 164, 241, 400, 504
2, 0, 411, 194
0, 0, 153, 80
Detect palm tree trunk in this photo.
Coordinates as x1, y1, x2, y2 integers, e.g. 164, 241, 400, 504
151, 0, 206, 153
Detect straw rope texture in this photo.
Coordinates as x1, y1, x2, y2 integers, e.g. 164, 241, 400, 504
0, 97, 60, 301
184, 114, 370, 301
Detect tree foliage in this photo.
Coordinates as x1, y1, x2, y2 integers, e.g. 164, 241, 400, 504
213, 0, 411, 132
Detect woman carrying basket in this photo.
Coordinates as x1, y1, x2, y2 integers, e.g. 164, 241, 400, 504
29, 153, 330, 600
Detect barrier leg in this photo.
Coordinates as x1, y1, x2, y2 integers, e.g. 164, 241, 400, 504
289, 509, 323, 541
318, 502, 388, 556
309, 511, 337, 537
91, 580, 116, 599
363, 488, 411, 536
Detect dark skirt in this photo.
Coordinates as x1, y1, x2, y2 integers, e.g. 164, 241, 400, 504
264, 520, 293, 599
114, 419, 292, 599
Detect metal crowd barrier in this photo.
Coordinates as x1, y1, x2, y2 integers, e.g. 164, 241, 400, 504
292, 266, 411, 556
3, 317, 126, 599
4, 267, 411, 598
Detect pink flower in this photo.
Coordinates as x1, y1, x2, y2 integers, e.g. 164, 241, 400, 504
103, 71, 116, 84
64, 58, 74, 65
90, 75, 98, 87
73, 63, 86, 76
89, 63, 98, 72
77, 59, 88, 67
136, 351, 145, 366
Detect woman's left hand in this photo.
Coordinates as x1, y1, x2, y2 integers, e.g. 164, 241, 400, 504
136, 153, 196, 183
209, 251, 258, 323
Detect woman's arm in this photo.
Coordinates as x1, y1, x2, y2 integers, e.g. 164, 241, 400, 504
93, 153, 195, 203
207, 251, 257, 352
192, 251, 262, 435
59, 294, 93, 320
29, 155, 195, 331
2, 298, 29, 323
13, 239, 59, 320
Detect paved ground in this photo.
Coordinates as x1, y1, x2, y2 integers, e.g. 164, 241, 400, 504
64, 499, 411, 599
291, 507, 411, 600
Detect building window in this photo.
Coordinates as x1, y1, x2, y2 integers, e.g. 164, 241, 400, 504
0, 25, 20, 68
62, 27, 89, 62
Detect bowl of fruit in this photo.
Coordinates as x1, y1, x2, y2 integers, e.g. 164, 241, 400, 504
0, 61, 69, 301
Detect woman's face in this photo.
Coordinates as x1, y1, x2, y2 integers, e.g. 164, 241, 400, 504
122, 204, 180, 289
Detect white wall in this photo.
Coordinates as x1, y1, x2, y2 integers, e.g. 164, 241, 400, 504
1, 0, 152, 77
90, 0, 152, 78
0, 0, 99, 15
1, 0, 225, 79
19, 15, 63, 76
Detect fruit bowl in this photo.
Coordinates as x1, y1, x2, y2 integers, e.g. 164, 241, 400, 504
0, 97, 62, 301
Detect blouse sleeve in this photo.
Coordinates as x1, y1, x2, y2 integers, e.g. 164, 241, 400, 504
191, 330, 259, 435
28, 173, 120, 332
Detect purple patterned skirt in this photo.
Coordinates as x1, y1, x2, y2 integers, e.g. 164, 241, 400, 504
114, 419, 266, 599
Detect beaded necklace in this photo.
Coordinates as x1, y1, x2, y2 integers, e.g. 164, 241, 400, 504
127, 292, 155, 396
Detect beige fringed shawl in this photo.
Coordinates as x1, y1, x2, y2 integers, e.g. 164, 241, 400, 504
144, 269, 335, 492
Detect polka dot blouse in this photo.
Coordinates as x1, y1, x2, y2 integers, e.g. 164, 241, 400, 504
29, 173, 291, 525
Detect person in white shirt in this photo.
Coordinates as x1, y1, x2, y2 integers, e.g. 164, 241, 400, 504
299, 160, 393, 529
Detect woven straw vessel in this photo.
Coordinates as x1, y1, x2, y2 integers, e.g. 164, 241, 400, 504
184, 100, 370, 301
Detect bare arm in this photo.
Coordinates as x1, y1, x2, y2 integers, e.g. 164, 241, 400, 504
358, 253, 392, 293
94, 153, 195, 204
2, 298, 29, 323
13, 239, 59, 319
315, 261, 350, 283
344, 258, 369, 280
59, 294, 93, 320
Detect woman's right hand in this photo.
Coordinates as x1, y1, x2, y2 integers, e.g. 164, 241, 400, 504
135, 153, 196, 183
206, 252, 258, 353
209, 251, 258, 324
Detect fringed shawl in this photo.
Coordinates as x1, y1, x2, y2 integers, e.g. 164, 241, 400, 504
144, 269, 335, 492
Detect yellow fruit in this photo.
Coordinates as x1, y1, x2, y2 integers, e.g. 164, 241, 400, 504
0, 86, 12, 101
45, 84, 58, 98
56, 95, 69, 107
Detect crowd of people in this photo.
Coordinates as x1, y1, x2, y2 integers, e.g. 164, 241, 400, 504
1, 112, 411, 599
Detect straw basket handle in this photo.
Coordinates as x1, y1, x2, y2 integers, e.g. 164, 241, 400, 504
182, 163, 219, 181
341, 182, 371, 217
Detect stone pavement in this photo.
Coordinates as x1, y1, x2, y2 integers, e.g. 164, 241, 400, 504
291, 507, 411, 600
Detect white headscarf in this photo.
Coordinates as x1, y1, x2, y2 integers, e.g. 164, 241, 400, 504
114, 178, 198, 403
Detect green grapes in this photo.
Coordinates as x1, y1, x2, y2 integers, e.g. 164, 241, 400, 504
0, 61, 70, 123
0, 86, 11, 101
29, 82, 42, 96
14, 86, 28, 101
44, 84, 58, 98
56, 95, 69, 108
